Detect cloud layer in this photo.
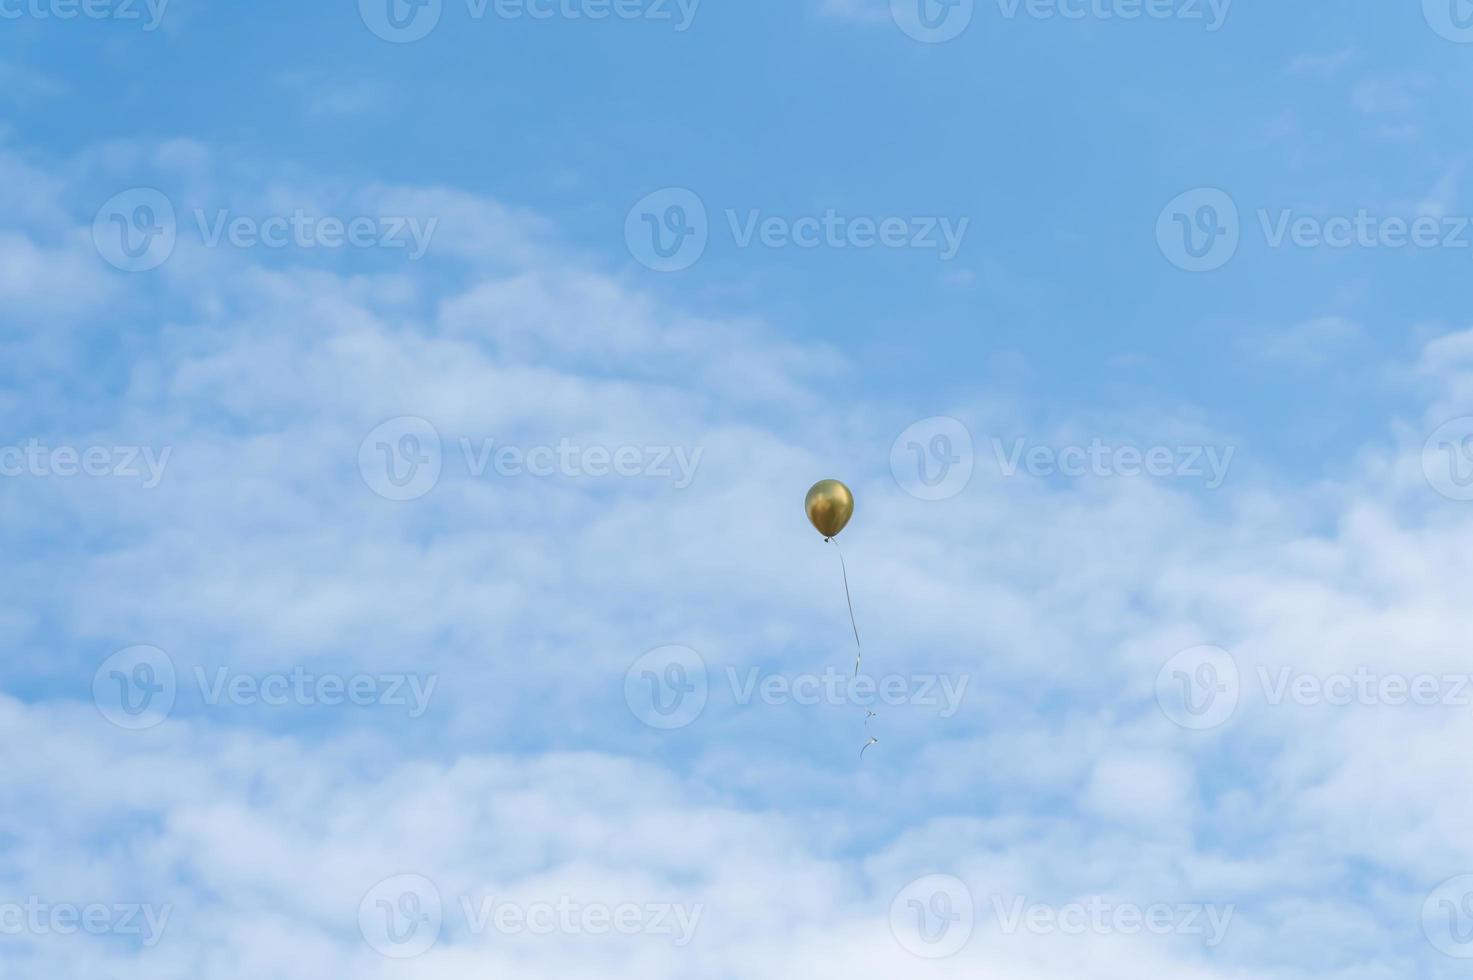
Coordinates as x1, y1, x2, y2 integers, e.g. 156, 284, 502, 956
4, 134, 1473, 978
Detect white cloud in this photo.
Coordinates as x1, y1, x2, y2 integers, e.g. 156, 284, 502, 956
1283, 49, 1355, 78
1242, 316, 1364, 367
0, 60, 64, 102
1350, 75, 1426, 116
1083, 752, 1193, 822
4, 138, 1473, 978
276, 71, 403, 119
0, 229, 116, 316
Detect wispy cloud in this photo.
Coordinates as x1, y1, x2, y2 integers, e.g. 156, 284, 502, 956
0, 60, 64, 103
1242, 316, 1365, 367
1283, 48, 1355, 78
276, 71, 403, 119
9, 123, 1473, 978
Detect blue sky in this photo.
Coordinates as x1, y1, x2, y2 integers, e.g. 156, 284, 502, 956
6, 1, 1473, 977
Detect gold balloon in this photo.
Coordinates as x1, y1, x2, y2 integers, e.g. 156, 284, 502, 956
805, 479, 854, 539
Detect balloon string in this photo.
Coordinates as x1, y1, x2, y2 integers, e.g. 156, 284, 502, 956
828, 537, 876, 759
828, 538, 863, 677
